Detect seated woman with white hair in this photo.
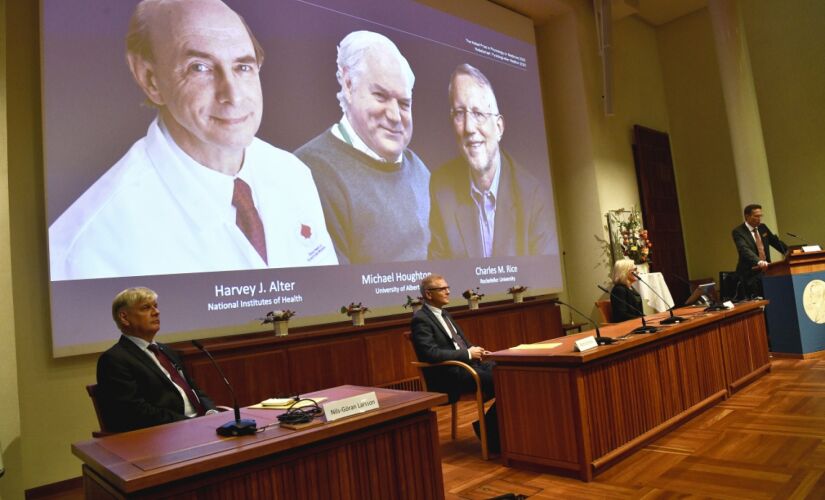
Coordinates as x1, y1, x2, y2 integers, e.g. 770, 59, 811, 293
610, 259, 644, 322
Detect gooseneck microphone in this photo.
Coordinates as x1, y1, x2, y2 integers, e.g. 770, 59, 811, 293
556, 300, 616, 345
191, 340, 257, 437
597, 285, 658, 333
632, 272, 686, 325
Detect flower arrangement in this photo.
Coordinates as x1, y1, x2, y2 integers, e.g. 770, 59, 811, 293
604, 206, 653, 266
507, 285, 528, 294
402, 295, 423, 309
341, 302, 369, 326
340, 302, 369, 315
462, 288, 485, 300
260, 310, 296, 323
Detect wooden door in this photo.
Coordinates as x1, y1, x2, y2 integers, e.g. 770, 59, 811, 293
633, 125, 690, 305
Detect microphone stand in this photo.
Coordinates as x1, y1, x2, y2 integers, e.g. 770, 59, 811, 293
597, 285, 658, 333
633, 272, 686, 324
556, 300, 616, 345
191, 340, 258, 437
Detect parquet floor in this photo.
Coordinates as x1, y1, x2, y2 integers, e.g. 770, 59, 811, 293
438, 358, 825, 500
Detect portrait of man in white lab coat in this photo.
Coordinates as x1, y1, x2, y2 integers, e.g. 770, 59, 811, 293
48, 0, 337, 281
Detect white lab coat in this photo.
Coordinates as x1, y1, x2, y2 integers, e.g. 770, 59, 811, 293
49, 119, 337, 280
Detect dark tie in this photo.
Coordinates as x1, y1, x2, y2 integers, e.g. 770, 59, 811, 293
442, 312, 469, 350
147, 344, 205, 416
753, 228, 766, 261
232, 178, 268, 264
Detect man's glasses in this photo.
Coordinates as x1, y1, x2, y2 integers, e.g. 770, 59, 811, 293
450, 108, 500, 125
427, 286, 450, 292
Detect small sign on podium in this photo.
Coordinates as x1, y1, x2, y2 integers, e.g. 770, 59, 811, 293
323, 392, 380, 422
574, 336, 599, 352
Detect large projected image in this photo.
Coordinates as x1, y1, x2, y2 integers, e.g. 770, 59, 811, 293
43, 0, 561, 356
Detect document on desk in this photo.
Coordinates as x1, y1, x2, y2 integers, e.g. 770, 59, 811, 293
511, 342, 562, 350
251, 397, 327, 409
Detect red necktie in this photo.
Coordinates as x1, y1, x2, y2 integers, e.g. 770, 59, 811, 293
147, 344, 205, 416
753, 228, 766, 261
232, 178, 268, 264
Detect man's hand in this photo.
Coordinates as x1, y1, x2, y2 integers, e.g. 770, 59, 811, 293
468, 346, 486, 360
758, 260, 769, 269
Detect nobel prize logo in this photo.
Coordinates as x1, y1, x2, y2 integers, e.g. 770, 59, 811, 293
802, 279, 825, 324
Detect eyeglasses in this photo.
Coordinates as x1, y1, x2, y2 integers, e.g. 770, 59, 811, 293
427, 286, 450, 292
450, 108, 500, 125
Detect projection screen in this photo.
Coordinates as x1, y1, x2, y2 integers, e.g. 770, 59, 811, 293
43, 0, 561, 356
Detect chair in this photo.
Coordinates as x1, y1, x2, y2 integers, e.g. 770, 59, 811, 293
403, 332, 491, 460
719, 271, 741, 301
85, 384, 114, 438
595, 299, 613, 324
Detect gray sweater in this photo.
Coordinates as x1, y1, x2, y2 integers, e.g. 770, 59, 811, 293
295, 128, 430, 264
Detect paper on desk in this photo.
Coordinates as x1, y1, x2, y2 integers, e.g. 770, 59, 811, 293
510, 342, 562, 350
250, 397, 327, 410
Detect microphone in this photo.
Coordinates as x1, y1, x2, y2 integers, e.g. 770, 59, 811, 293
632, 272, 686, 325
191, 340, 257, 437
786, 232, 808, 250
556, 299, 616, 345
597, 285, 657, 333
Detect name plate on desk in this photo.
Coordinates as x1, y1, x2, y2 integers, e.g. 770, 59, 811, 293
323, 391, 379, 422
802, 245, 822, 253
574, 337, 599, 352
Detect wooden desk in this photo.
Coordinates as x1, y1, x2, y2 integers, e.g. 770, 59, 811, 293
73, 385, 447, 499
488, 301, 770, 481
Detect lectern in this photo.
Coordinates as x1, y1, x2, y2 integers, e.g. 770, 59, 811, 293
762, 250, 825, 356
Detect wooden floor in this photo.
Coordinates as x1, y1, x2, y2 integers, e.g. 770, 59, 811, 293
33, 358, 825, 499
438, 357, 825, 500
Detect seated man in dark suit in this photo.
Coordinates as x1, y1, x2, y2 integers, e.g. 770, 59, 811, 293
732, 204, 787, 298
410, 274, 499, 451
97, 287, 216, 432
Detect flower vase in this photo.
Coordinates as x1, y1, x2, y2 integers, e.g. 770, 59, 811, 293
351, 309, 365, 326
636, 262, 650, 275
274, 320, 289, 336
411, 304, 423, 313
467, 297, 479, 310
512, 291, 524, 303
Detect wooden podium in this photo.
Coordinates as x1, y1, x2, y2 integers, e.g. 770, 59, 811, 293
72, 386, 447, 499
762, 250, 825, 357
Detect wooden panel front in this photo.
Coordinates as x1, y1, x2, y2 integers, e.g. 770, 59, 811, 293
494, 366, 579, 468
719, 309, 771, 392
287, 338, 369, 395
582, 324, 726, 460
188, 350, 290, 407
175, 299, 562, 404
364, 329, 418, 386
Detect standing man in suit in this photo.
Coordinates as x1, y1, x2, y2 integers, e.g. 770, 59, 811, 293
429, 63, 556, 260
410, 274, 499, 452
732, 204, 787, 298
97, 287, 216, 432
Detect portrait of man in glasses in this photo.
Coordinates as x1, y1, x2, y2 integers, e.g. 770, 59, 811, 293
428, 63, 555, 260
